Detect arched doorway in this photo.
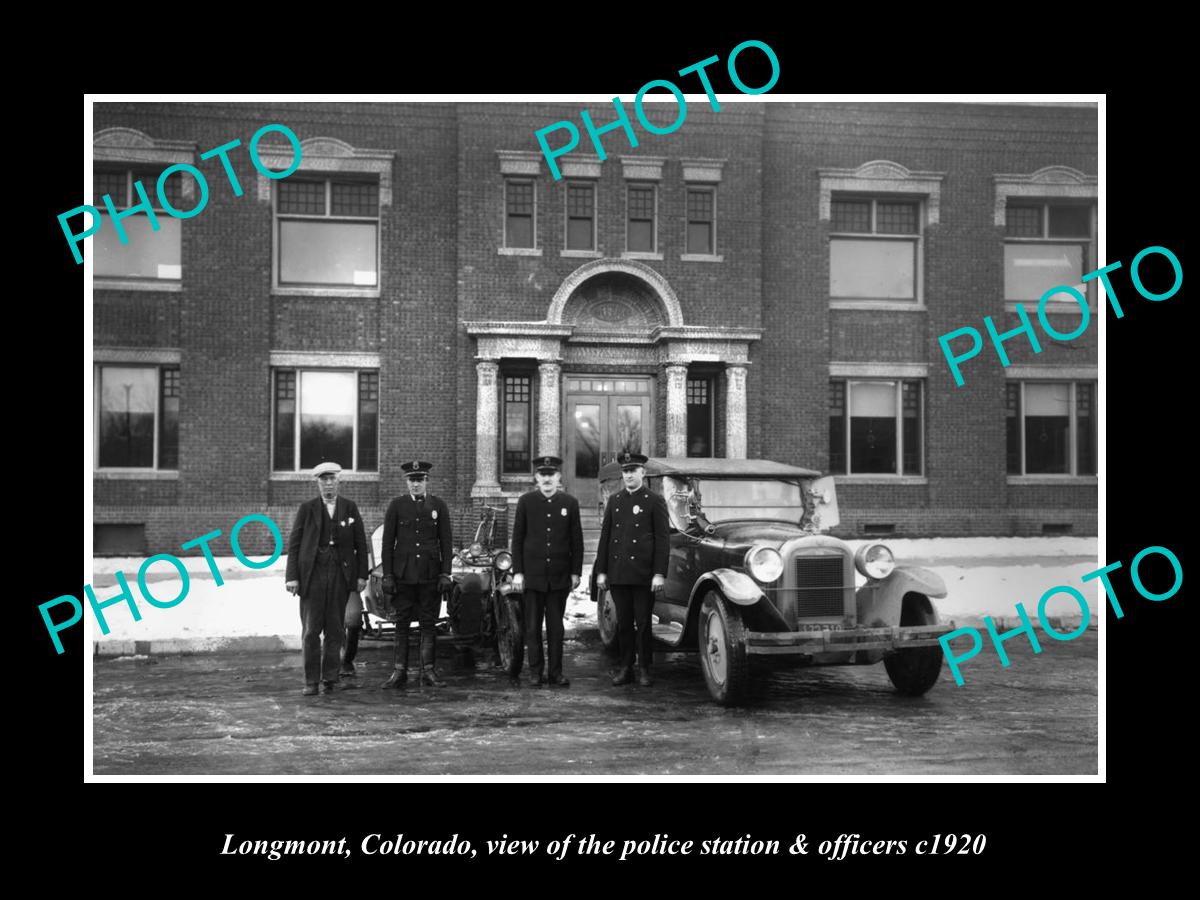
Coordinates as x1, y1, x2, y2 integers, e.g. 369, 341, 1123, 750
558, 271, 666, 505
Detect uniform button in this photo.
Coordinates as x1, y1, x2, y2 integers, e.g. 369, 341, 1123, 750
633, 539, 637, 543
417, 554, 421, 558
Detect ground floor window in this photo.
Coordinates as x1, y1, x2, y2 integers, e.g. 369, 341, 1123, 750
687, 376, 713, 457
272, 368, 378, 471
503, 374, 534, 473
95, 364, 180, 469
1007, 381, 1095, 475
829, 379, 923, 475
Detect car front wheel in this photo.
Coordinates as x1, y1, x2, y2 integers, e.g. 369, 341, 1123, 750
884, 593, 944, 696
698, 592, 750, 706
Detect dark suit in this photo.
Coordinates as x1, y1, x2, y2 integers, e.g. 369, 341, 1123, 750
381, 493, 453, 669
594, 485, 670, 670
285, 496, 369, 685
512, 488, 584, 680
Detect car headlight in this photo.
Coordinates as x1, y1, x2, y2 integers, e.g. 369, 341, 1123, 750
494, 550, 513, 572
855, 543, 895, 579
744, 545, 784, 584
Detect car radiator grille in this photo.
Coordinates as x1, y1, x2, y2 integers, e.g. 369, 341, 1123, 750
791, 555, 847, 618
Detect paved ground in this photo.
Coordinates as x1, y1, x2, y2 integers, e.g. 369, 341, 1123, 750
92, 628, 1097, 776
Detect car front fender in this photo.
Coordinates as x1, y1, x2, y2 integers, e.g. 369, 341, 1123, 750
689, 569, 765, 607
856, 566, 947, 628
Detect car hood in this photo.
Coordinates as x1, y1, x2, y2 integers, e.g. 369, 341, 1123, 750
707, 520, 807, 548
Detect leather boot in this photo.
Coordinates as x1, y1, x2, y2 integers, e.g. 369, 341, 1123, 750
638, 667, 654, 687
395, 625, 410, 672
611, 667, 634, 686
420, 666, 446, 687
382, 668, 407, 689
419, 632, 444, 686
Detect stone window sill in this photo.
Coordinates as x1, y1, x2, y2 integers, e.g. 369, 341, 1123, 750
833, 475, 928, 485
271, 287, 381, 299
498, 247, 543, 257
270, 471, 381, 482
1007, 475, 1098, 486
94, 470, 180, 480
95, 280, 182, 293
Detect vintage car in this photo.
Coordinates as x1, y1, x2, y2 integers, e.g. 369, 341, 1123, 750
592, 458, 953, 705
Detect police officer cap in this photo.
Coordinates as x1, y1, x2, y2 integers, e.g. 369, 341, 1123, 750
312, 461, 343, 478
534, 455, 563, 473
402, 459, 433, 479
618, 451, 649, 470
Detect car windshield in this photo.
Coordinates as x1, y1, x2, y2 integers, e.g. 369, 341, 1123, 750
664, 476, 806, 526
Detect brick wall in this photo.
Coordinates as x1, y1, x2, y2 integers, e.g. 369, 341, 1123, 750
92, 101, 1098, 550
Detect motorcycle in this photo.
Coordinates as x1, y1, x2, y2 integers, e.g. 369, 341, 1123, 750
360, 506, 524, 673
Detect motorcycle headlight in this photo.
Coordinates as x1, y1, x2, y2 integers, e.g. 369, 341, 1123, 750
469, 541, 484, 558
855, 543, 895, 579
744, 545, 784, 584
494, 550, 513, 572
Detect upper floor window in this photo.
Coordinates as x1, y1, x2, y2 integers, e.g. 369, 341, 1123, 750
1003, 200, 1095, 306
686, 187, 716, 256
504, 178, 536, 249
566, 182, 596, 251
275, 177, 380, 287
93, 168, 184, 282
272, 368, 378, 472
626, 184, 656, 253
829, 197, 921, 302
95, 364, 180, 470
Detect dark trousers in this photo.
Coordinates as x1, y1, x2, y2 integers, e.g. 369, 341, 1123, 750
524, 588, 568, 679
393, 581, 439, 670
610, 584, 654, 671
300, 549, 348, 684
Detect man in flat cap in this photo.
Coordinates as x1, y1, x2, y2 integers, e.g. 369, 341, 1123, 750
594, 452, 669, 687
380, 460, 454, 689
511, 455, 584, 688
284, 462, 369, 696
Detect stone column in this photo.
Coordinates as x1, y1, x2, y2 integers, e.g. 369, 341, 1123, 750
725, 363, 748, 459
537, 361, 561, 458
664, 363, 689, 458
472, 360, 501, 497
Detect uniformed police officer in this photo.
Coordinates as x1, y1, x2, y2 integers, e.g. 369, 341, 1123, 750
380, 460, 454, 689
511, 455, 584, 688
594, 451, 669, 687
284, 462, 369, 696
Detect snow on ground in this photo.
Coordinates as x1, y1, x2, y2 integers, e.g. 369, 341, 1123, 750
84, 537, 1099, 646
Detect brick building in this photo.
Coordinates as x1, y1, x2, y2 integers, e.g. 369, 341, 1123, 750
89, 101, 1098, 557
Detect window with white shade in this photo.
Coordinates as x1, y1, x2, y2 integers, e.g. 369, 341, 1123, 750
92, 168, 185, 282
1006, 381, 1095, 476
829, 379, 923, 475
275, 177, 380, 288
829, 197, 921, 301
1003, 201, 1095, 306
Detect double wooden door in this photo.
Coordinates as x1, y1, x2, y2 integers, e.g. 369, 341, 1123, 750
563, 376, 652, 508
